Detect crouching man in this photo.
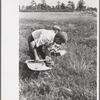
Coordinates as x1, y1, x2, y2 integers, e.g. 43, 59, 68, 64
28, 25, 67, 67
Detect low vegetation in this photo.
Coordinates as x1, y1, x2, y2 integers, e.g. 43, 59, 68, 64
19, 12, 97, 100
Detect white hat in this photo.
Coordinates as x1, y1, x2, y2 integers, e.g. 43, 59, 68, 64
53, 25, 61, 31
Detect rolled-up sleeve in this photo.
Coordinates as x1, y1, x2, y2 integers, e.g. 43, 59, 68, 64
34, 33, 49, 47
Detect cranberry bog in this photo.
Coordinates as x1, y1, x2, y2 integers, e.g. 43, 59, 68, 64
19, 12, 97, 100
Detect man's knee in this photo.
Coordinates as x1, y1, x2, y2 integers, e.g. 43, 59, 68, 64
28, 35, 32, 44
28, 35, 35, 59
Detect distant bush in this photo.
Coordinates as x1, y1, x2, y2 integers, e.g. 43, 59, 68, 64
81, 11, 97, 17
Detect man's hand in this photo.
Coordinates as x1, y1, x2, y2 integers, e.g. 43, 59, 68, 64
45, 56, 54, 67
45, 60, 54, 67
35, 56, 40, 62
45, 56, 52, 61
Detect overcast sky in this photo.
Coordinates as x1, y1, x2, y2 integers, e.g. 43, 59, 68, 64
19, 0, 98, 7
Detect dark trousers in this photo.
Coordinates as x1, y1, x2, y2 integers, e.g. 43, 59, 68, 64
28, 35, 46, 60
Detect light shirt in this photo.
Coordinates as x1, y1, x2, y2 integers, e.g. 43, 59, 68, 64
31, 29, 56, 47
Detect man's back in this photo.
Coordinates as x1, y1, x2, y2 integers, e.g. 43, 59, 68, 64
32, 29, 55, 39
31, 29, 56, 47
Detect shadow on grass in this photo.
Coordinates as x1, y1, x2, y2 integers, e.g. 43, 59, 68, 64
19, 61, 40, 80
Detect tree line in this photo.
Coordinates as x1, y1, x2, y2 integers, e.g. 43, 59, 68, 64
19, 0, 97, 12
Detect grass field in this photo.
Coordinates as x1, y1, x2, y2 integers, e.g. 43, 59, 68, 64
19, 12, 97, 100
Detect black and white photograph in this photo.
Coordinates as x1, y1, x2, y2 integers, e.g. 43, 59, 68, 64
19, 0, 98, 100
1, 0, 99, 100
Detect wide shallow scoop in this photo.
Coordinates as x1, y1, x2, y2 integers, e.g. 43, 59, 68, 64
25, 60, 52, 71
56, 50, 66, 56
